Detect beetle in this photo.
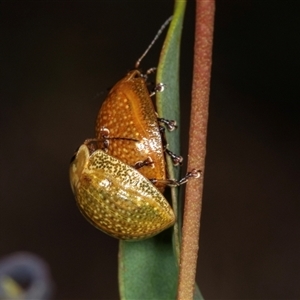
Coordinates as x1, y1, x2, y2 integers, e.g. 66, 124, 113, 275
95, 17, 180, 193
95, 69, 168, 192
70, 141, 175, 240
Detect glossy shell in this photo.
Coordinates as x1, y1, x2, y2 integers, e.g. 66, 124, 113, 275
70, 144, 175, 241
95, 70, 166, 192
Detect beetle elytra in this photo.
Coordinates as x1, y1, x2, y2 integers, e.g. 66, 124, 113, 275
70, 142, 175, 240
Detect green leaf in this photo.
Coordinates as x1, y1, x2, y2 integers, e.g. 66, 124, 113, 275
119, 231, 178, 300
194, 284, 205, 300
156, 0, 186, 264
157, 1, 186, 163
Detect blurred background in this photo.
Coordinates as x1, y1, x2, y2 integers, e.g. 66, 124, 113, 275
1, 0, 300, 299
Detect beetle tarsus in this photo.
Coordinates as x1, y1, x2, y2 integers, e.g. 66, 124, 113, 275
157, 117, 177, 131
149, 83, 166, 97
165, 148, 183, 166
146, 67, 157, 75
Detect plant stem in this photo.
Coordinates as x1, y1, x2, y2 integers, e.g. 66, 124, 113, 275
177, 0, 215, 299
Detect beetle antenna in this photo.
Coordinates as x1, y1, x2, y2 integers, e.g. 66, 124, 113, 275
135, 16, 172, 69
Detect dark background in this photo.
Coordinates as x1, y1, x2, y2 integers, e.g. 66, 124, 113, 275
1, 1, 300, 299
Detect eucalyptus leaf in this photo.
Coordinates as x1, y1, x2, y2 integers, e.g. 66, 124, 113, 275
119, 232, 178, 300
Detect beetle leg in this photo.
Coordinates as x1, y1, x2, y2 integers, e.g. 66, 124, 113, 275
157, 117, 177, 131
98, 127, 140, 151
158, 132, 183, 166
149, 169, 201, 187
133, 157, 154, 170
98, 127, 110, 151
165, 148, 183, 166
149, 83, 166, 97
146, 67, 157, 75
